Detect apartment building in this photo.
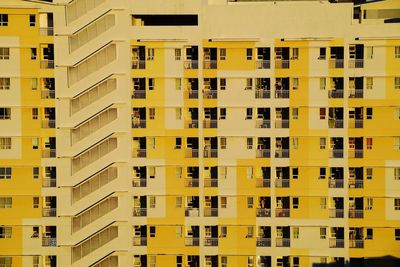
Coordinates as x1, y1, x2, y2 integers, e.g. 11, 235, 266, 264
0, 0, 399, 266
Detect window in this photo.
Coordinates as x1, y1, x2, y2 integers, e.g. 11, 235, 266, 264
33, 167, 39, 179
176, 226, 182, 238
247, 137, 253, 149
395, 137, 400, 150
366, 228, 373, 240
31, 78, 37, 90
220, 78, 226, 90
245, 78, 253, 90
366, 198, 373, 210
149, 226, 156, 237
32, 108, 38, 120
292, 137, 298, 149
220, 48, 226, 60
366, 167, 373, 179
220, 226, 227, 237
246, 108, 252, 120
292, 78, 298, 89
31, 48, 37, 60
0, 48, 10, 60
366, 137, 373, 149
292, 167, 298, 179
0, 108, 10, 119
291, 48, 299, 59
149, 255, 156, 267
395, 199, 400, 210
221, 256, 228, 267
220, 137, 226, 149
149, 166, 155, 178
176, 167, 182, 179
395, 168, 400, 180
320, 227, 326, 239
320, 108, 326, 119
32, 137, 39, 149
221, 196, 227, 208
0, 197, 12, 208
395, 229, 400, 240
320, 197, 326, 209
0, 226, 11, 238
149, 108, 155, 119
292, 197, 299, 209
148, 78, 154, 90
33, 197, 39, 208
246, 167, 253, 179
319, 167, 326, 179
320, 77, 326, 90
149, 196, 156, 208
293, 227, 299, 239
247, 197, 253, 208
365, 46, 373, 59
0, 78, 10, 90
246, 48, 252, 60
31, 226, 39, 238
366, 107, 373, 119
33, 255, 39, 267
292, 107, 298, 119
366, 77, 373, 89
176, 196, 182, 208
175, 48, 181, 60
175, 78, 181, 90
0, 257, 12, 267
147, 48, 154, 60
395, 77, 400, 89
320, 137, 326, 149
219, 108, 226, 120
246, 226, 253, 238
319, 47, 326, 59
395, 46, 400, 58
175, 108, 182, 120
175, 138, 182, 149
396, 108, 400, 120
0, 167, 11, 179
0, 14, 8, 26
0, 138, 11, 149
29, 14, 36, 26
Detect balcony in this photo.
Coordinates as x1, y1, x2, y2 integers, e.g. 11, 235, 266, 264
40, 60, 54, 69
204, 207, 218, 217
275, 90, 289, 99
329, 59, 344, 68
275, 59, 289, 69
41, 90, 55, 99
348, 209, 364, 218
275, 119, 289, 128
203, 60, 217, 69
185, 149, 199, 158
185, 237, 200, 246
256, 208, 271, 217
204, 179, 218, 187
329, 208, 344, 218
256, 60, 270, 69
328, 179, 344, 188
42, 149, 56, 158
348, 59, 364, 68
275, 179, 290, 188
349, 119, 363, 128
42, 237, 57, 247
328, 90, 344, 98
348, 89, 364, 98
256, 179, 271, 188
132, 237, 147, 246
329, 149, 343, 158
329, 238, 344, 248
276, 238, 290, 247
184, 179, 199, 187
39, 27, 54, 36
132, 179, 146, 187
349, 239, 364, 248
132, 90, 146, 99
185, 208, 200, 217
255, 119, 271, 129
42, 178, 56, 187
204, 237, 218, 246
255, 89, 270, 99
185, 90, 198, 99
204, 149, 218, 158
132, 149, 146, 158
256, 149, 270, 158
184, 60, 198, 69
329, 119, 343, 129
203, 120, 217, 128
348, 149, 363, 158
132, 208, 147, 217
131, 60, 145, 69
275, 149, 289, 158
42, 119, 55, 128
203, 90, 217, 99
256, 237, 271, 247
348, 179, 363, 188
42, 208, 56, 217
185, 120, 198, 129
132, 120, 146, 128
275, 208, 290, 217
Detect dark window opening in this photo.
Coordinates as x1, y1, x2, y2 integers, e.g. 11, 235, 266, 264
132, 15, 198, 26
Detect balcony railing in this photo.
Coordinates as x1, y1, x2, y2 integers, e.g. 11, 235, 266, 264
349, 119, 363, 128
348, 209, 364, 218
39, 27, 54, 36
185, 148, 199, 158
348, 89, 364, 98
185, 207, 200, 217
42, 207, 56, 217
328, 179, 344, 188
255, 89, 270, 99
275, 208, 290, 217
132, 237, 147, 246
275, 179, 290, 188
256, 60, 270, 69
348, 149, 363, 158
204, 237, 218, 246
328, 90, 344, 98
276, 237, 290, 247
203, 60, 217, 69
203, 90, 217, 99
184, 60, 198, 69
185, 120, 198, 129
185, 90, 198, 99
132, 149, 146, 158
131, 60, 145, 69
255, 119, 271, 128
256, 237, 271, 247
275, 149, 289, 158
256, 149, 270, 158
329, 149, 343, 158
275, 59, 290, 69
329, 208, 344, 218
42, 149, 56, 158
203, 120, 217, 128
40, 60, 54, 69
256, 179, 271, 188
42, 178, 56, 187
132, 90, 146, 99
275, 90, 289, 99
329, 59, 344, 68
329, 119, 343, 129
256, 208, 271, 217
132, 178, 147, 187
185, 237, 200, 246
42, 119, 56, 128
329, 238, 344, 248
348, 59, 364, 68
348, 179, 363, 188
41, 90, 55, 99
42, 237, 57, 247
204, 207, 218, 217
132, 119, 146, 128
275, 119, 289, 128
349, 239, 364, 248
204, 179, 218, 187
184, 178, 199, 187
132, 208, 147, 217
204, 148, 218, 158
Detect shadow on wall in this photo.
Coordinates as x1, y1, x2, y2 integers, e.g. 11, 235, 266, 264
312, 255, 400, 267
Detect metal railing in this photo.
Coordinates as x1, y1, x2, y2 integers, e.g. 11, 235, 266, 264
185, 90, 198, 99
348, 89, 364, 98
275, 179, 290, 188
275, 149, 289, 158
256, 237, 271, 247
255, 119, 271, 128
256, 149, 270, 158
185, 207, 200, 217
132, 149, 146, 158
184, 178, 199, 187
42, 178, 56, 187
203, 90, 217, 99
131, 60, 145, 69
132, 90, 146, 99
132, 178, 147, 187
255, 89, 270, 99
348, 59, 364, 68
256, 208, 271, 217
132, 237, 147, 246
328, 90, 344, 98
42, 237, 57, 247
42, 119, 56, 128
275, 208, 290, 217
41, 90, 55, 99
185, 149, 199, 158
349, 239, 364, 248
329, 149, 343, 158
204, 179, 218, 187
42, 208, 56, 217
275, 59, 290, 69
132, 119, 146, 128
276, 237, 290, 247
42, 149, 56, 158
256, 60, 270, 69
348, 179, 363, 188
256, 179, 271, 188
328, 179, 344, 188
39, 27, 54, 36
348, 149, 363, 158
185, 237, 200, 246
40, 60, 54, 69
204, 148, 218, 158
329, 208, 344, 218
204, 237, 218, 246
184, 60, 198, 69
275, 119, 289, 128
275, 90, 289, 99
329, 59, 344, 68
329, 238, 344, 248
204, 207, 218, 217
203, 60, 217, 69
349, 119, 363, 129
185, 120, 198, 129
132, 208, 147, 217
329, 119, 343, 129
203, 120, 217, 128
348, 209, 364, 218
